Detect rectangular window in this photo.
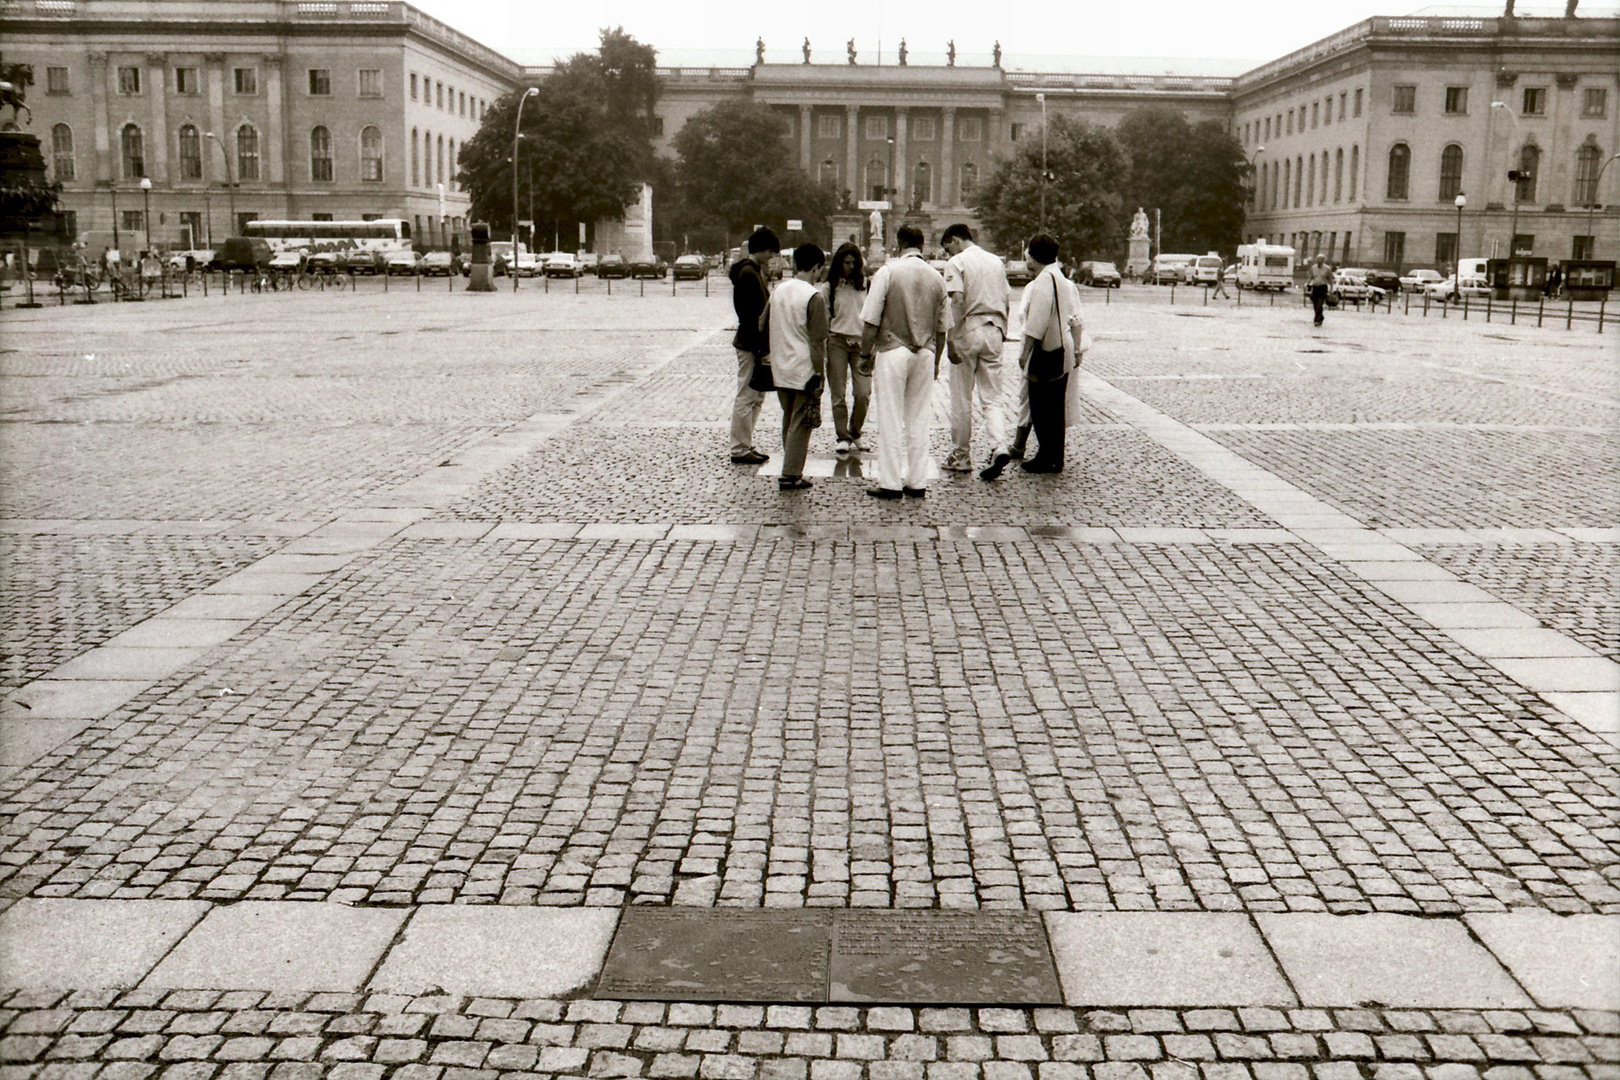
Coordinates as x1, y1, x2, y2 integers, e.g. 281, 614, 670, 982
958, 117, 981, 141
179, 211, 203, 248
1444, 87, 1467, 114
234, 68, 257, 95
122, 210, 144, 234
436, 81, 444, 108
1382, 231, 1405, 267
1354, 88, 1363, 117
865, 115, 887, 139
652, 116, 664, 136
61, 210, 77, 239
410, 73, 418, 100
118, 66, 141, 94
459, 91, 465, 115
175, 67, 199, 94
47, 66, 71, 94
1286, 111, 1293, 135
359, 69, 381, 97
1573, 235, 1594, 260
308, 69, 330, 95
1392, 85, 1416, 114
1435, 231, 1457, 267
1323, 98, 1331, 126
1311, 102, 1319, 128
1264, 117, 1270, 141
312, 212, 334, 222
1339, 92, 1346, 120
1522, 87, 1545, 115
1010, 123, 1025, 142
912, 116, 935, 141
237, 213, 258, 235
818, 114, 841, 138
1511, 234, 1534, 256
1581, 88, 1606, 118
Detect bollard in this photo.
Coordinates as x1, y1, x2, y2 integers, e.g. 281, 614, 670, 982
1269, 291, 1274, 307
640, 277, 645, 297
1170, 281, 1175, 305
1537, 298, 1543, 327
705, 275, 710, 297
1462, 293, 1468, 321
1567, 296, 1574, 330
1108, 286, 1113, 306
607, 277, 612, 296
1511, 298, 1517, 325
416, 270, 421, 292
1442, 293, 1447, 318
384, 269, 389, 293
1202, 286, 1208, 306
1404, 290, 1410, 315
1423, 293, 1430, 317
1600, 295, 1606, 334
672, 274, 676, 297
1486, 294, 1492, 322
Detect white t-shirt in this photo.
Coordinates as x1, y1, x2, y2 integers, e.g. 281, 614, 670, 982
767, 277, 829, 390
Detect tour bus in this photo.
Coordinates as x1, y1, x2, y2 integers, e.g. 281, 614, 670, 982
1150, 253, 1195, 284
1235, 243, 1295, 291
242, 219, 412, 273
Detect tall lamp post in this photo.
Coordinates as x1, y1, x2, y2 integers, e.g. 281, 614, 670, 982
139, 176, 153, 253
108, 182, 120, 249
1453, 192, 1466, 285
512, 87, 539, 265
1036, 92, 1048, 231
1489, 101, 1525, 256
1584, 152, 1620, 258
1249, 145, 1266, 241
204, 132, 236, 238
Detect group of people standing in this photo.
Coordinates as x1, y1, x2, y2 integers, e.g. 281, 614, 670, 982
728, 223, 1083, 497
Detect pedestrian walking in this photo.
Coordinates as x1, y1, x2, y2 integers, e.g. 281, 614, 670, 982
819, 243, 871, 456
1015, 234, 1081, 474
1212, 258, 1231, 299
765, 244, 830, 491
728, 228, 780, 465
940, 223, 1013, 481
1305, 253, 1333, 327
859, 224, 949, 500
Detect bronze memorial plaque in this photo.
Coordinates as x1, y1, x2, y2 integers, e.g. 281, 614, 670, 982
828, 910, 1064, 1004
596, 908, 833, 1001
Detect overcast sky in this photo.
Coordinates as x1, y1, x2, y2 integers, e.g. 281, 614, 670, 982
409, 0, 1618, 70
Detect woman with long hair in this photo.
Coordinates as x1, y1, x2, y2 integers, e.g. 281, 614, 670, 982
819, 242, 871, 454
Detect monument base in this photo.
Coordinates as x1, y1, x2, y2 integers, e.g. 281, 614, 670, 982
1126, 236, 1151, 279
466, 265, 495, 292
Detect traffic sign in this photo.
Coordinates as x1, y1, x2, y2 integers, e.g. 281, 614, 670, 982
786, 219, 803, 231
857, 200, 892, 211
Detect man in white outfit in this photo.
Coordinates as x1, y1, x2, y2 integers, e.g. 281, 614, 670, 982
858, 225, 949, 499
940, 223, 1012, 481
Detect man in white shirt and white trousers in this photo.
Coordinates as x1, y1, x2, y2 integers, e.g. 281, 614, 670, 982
940, 223, 1012, 481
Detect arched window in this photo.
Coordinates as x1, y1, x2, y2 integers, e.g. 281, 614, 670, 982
237, 124, 260, 181
1320, 151, 1329, 204
912, 160, 932, 206
1334, 148, 1344, 202
178, 125, 201, 180
310, 126, 333, 182
1282, 159, 1291, 208
411, 128, 420, 186
959, 161, 978, 204
1575, 143, 1603, 206
448, 138, 455, 184
1438, 144, 1463, 200
435, 133, 444, 186
1294, 155, 1303, 205
1349, 145, 1359, 200
121, 123, 144, 179
362, 126, 383, 181
51, 123, 75, 182
1386, 143, 1410, 200
864, 156, 885, 202
819, 159, 838, 189
1515, 144, 1539, 203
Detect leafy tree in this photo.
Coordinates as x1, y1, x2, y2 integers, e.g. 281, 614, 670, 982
1115, 107, 1248, 256
972, 113, 1128, 262
669, 99, 836, 250
457, 28, 658, 239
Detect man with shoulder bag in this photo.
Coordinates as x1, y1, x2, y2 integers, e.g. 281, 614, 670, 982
728, 228, 781, 464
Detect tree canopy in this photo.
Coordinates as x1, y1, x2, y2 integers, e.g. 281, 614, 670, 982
1115, 107, 1248, 256
971, 113, 1128, 263
666, 99, 835, 251
457, 28, 658, 238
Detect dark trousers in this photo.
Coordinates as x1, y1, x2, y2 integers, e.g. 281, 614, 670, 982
1028, 373, 1067, 470
1310, 284, 1328, 324
776, 387, 816, 479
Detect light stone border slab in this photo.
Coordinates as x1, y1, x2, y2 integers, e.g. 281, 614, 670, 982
368, 907, 620, 998
142, 902, 407, 992
1044, 912, 1296, 1006
1465, 912, 1620, 1008
0, 898, 210, 989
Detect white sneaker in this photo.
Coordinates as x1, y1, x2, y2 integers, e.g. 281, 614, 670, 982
942, 452, 973, 472
835, 438, 851, 455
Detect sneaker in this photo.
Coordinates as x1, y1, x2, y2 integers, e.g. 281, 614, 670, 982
942, 452, 973, 473
835, 438, 851, 455
850, 437, 869, 454
979, 451, 1011, 481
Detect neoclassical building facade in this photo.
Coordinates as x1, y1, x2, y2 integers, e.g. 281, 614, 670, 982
6, 0, 1617, 267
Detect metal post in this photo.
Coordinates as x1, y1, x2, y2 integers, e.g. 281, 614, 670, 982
1599, 294, 1606, 333
1586, 154, 1620, 257
1567, 295, 1574, 330
205, 133, 236, 239
1037, 92, 1048, 232
1462, 293, 1468, 320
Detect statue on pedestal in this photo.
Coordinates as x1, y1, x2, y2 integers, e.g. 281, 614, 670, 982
1130, 207, 1149, 239
1126, 206, 1152, 280
946, 40, 956, 67
803, 37, 811, 63
755, 37, 765, 64
847, 39, 857, 64
868, 208, 884, 257
898, 39, 908, 66
992, 41, 1002, 68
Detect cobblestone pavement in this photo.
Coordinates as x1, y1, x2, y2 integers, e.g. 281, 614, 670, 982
0, 286, 1615, 1069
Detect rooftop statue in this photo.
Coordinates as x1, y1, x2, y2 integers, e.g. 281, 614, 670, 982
0, 59, 33, 129
847, 39, 857, 65
756, 37, 765, 64
803, 37, 811, 63
898, 39, 908, 66
946, 40, 956, 67
992, 41, 1002, 68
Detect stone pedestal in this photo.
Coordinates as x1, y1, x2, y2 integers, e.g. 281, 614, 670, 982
465, 220, 495, 292
1126, 236, 1151, 279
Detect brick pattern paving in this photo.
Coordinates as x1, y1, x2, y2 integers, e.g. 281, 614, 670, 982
0, 993, 1615, 1079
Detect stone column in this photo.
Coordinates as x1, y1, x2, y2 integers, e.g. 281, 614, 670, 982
845, 105, 860, 202
146, 53, 169, 183
893, 107, 908, 210
1547, 73, 1578, 211
799, 105, 812, 171
1486, 71, 1517, 210
940, 107, 956, 209
263, 55, 285, 187
988, 107, 1005, 161
89, 52, 111, 182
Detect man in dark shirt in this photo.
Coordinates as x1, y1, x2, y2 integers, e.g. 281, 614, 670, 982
728, 228, 780, 464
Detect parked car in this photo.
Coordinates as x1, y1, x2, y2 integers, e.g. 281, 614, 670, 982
671, 254, 707, 281
168, 249, 218, 272
385, 250, 424, 275
1329, 269, 1384, 304
1185, 254, 1224, 286
1400, 268, 1444, 291
345, 250, 381, 275
630, 257, 667, 280
512, 252, 543, 277
1078, 261, 1122, 288
306, 249, 347, 273
1151, 254, 1195, 284
220, 237, 273, 272
597, 254, 631, 279
578, 253, 600, 275
543, 252, 582, 278
421, 252, 455, 276
1425, 274, 1490, 302
1363, 268, 1402, 294
268, 251, 305, 274
1005, 260, 1034, 286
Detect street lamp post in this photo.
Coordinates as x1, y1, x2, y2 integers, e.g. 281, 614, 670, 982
139, 176, 153, 253
1250, 146, 1266, 241
204, 132, 236, 237
1036, 92, 1048, 231
1585, 152, 1620, 258
109, 182, 120, 249
512, 87, 539, 275
1489, 101, 1523, 257
1454, 192, 1466, 285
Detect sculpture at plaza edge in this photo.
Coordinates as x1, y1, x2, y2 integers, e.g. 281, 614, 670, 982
1130, 208, 1149, 238
0, 59, 33, 129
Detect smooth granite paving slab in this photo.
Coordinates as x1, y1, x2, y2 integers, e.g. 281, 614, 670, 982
1492, 655, 1620, 692
597, 909, 832, 1002
201, 572, 326, 595
159, 591, 298, 622
0, 678, 154, 718
368, 906, 618, 997
0, 717, 92, 770
48, 646, 207, 681
1465, 912, 1620, 1008
1044, 912, 1296, 1007
103, 617, 254, 649
1256, 913, 1533, 1007
827, 910, 1063, 1005
0, 898, 209, 989
1444, 626, 1606, 658
143, 902, 407, 991
1542, 691, 1620, 738
1403, 601, 1546, 629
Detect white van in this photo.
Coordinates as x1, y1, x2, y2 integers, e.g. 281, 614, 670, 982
1186, 254, 1224, 286
1236, 243, 1295, 291
1151, 254, 1195, 284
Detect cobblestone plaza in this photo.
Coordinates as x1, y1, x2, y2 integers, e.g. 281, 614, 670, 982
0, 283, 1616, 1074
